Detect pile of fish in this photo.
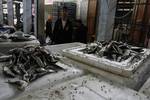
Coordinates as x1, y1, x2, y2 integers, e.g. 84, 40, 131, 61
81, 41, 144, 63
0, 46, 63, 90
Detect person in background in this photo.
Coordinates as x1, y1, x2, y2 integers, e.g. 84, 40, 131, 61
31, 15, 35, 33
121, 25, 129, 42
45, 15, 53, 43
113, 24, 123, 42
74, 19, 87, 43
52, 6, 73, 44
146, 26, 150, 47
0, 24, 3, 28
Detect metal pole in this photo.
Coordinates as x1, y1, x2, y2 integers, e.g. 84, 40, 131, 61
23, 0, 32, 34
0, 0, 3, 24
7, 0, 14, 26
34, 0, 45, 45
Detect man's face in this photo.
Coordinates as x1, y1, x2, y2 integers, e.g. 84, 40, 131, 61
76, 22, 81, 27
61, 10, 68, 20
48, 15, 52, 21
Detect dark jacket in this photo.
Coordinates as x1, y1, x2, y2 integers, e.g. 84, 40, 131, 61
74, 24, 87, 43
53, 18, 73, 44
147, 26, 150, 39
46, 20, 52, 39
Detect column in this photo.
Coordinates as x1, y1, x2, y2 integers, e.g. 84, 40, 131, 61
80, 0, 89, 25
7, 0, 14, 26
23, 0, 32, 34
34, 0, 45, 45
0, 0, 3, 24
15, 3, 21, 29
76, 0, 82, 19
96, 0, 117, 41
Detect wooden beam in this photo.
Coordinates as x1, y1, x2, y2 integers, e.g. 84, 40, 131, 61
87, 0, 97, 42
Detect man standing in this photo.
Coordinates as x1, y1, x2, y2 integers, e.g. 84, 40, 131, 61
45, 15, 53, 42
53, 6, 73, 44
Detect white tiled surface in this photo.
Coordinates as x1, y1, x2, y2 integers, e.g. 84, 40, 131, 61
12, 75, 149, 100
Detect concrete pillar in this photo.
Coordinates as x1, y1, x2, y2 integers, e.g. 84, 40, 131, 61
7, 0, 14, 26
0, 0, 3, 24
96, 0, 117, 41
80, 0, 89, 25
34, 0, 37, 37
15, 3, 21, 29
76, 0, 82, 19
34, 0, 45, 45
23, 0, 32, 34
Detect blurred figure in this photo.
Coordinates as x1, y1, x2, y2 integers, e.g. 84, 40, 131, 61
74, 19, 87, 43
0, 24, 3, 27
113, 25, 123, 42
53, 6, 73, 44
121, 25, 129, 42
46, 15, 53, 41
145, 26, 150, 48
31, 15, 35, 33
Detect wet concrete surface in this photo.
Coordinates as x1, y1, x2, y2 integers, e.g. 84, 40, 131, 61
12, 75, 149, 100
0, 62, 85, 100
0, 42, 149, 100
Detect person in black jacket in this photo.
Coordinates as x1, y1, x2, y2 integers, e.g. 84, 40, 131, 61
45, 15, 53, 41
74, 19, 87, 43
52, 6, 73, 44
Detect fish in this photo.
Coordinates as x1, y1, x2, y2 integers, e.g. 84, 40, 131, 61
31, 56, 45, 68
7, 79, 28, 90
11, 65, 21, 75
3, 66, 15, 78
131, 47, 144, 53
81, 41, 144, 63
0, 55, 12, 62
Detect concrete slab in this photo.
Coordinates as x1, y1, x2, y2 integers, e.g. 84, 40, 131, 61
45, 42, 84, 54
61, 56, 150, 90
61, 43, 150, 90
0, 40, 40, 54
139, 77, 150, 99
0, 62, 85, 100
62, 46, 150, 77
12, 75, 149, 100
